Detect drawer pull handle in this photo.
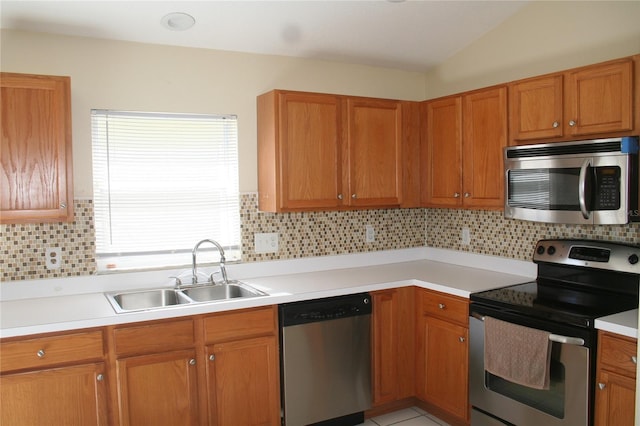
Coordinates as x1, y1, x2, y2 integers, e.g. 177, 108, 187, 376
552, 121, 559, 128
632, 356, 637, 364
96, 374, 104, 382
598, 382, 606, 390
189, 359, 196, 366
438, 303, 446, 309
36, 349, 45, 358
569, 120, 577, 127
209, 355, 215, 362
459, 337, 465, 343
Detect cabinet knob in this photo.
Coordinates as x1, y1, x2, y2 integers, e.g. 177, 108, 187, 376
36, 349, 45, 358
96, 374, 104, 382
189, 359, 196, 366
632, 356, 637, 364
60, 202, 67, 209
453, 192, 460, 198
569, 120, 576, 127
337, 194, 343, 200
438, 303, 446, 309
209, 354, 215, 362
464, 192, 471, 198
459, 337, 465, 343
351, 194, 357, 199
552, 121, 559, 128
598, 382, 606, 390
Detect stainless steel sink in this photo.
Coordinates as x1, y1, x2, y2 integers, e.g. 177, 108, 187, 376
105, 281, 267, 313
107, 289, 191, 313
182, 281, 267, 302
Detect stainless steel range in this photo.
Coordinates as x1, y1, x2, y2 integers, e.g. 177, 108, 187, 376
469, 239, 640, 426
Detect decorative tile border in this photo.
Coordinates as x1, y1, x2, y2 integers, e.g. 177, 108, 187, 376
1, 200, 96, 281
426, 208, 640, 261
2, 195, 639, 282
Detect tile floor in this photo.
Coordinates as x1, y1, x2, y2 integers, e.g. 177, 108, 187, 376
360, 407, 451, 426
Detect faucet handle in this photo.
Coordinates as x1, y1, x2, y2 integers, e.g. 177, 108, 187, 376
209, 271, 221, 284
169, 276, 182, 287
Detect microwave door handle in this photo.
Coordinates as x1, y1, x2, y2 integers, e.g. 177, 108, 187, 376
578, 158, 592, 220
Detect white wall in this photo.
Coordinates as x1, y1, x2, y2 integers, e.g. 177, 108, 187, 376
0, 29, 426, 196
424, 0, 640, 98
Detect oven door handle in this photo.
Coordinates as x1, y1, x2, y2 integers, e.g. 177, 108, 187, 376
470, 314, 585, 346
549, 334, 585, 346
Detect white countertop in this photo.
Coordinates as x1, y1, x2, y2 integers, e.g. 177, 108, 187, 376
595, 309, 638, 339
1, 247, 636, 339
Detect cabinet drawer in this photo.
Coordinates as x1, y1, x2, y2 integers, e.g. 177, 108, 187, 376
113, 318, 195, 356
420, 290, 468, 326
204, 306, 276, 343
600, 332, 638, 377
1, 330, 104, 372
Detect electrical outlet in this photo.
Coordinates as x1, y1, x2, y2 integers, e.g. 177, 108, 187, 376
365, 225, 375, 243
45, 247, 62, 269
461, 228, 471, 245
255, 233, 279, 253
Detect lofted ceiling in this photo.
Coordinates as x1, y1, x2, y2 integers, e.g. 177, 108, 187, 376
0, 0, 529, 72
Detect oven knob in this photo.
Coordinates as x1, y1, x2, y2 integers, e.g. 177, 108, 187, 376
547, 246, 556, 255
629, 254, 639, 265
536, 245, 546, 255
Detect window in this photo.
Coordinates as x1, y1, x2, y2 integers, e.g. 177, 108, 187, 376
91, 110, 240, 271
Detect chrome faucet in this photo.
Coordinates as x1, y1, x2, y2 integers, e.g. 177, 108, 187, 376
192, 239, 228, 284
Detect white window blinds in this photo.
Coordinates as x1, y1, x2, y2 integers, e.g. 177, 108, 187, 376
91, 110, 240, 270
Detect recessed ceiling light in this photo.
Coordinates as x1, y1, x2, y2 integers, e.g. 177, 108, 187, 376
161, 12, 196, 31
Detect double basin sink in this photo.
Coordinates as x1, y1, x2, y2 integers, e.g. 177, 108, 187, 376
106, 280, 267, 313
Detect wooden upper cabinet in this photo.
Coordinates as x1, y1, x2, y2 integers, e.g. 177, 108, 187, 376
422, 86, 506, 209
509, 57, 636, 144
257, 90, 413, 212
1, 72, 73, 223
509, 74, 564, 141
462, 86, 507, 209
258, 91, 342, 211
567, 59, 633, 136
345, 97, 402, 207
421, 96, 463, 207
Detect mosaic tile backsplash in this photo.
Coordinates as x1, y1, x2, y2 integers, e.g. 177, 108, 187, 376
2, 193, 639, 281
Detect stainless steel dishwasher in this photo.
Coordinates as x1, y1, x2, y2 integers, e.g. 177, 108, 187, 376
279, 292, 372, 426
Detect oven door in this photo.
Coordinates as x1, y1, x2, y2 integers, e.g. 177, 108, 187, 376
469, 311, 593, 426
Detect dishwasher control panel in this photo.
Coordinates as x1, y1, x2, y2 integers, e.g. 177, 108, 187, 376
279, 292, 371, 327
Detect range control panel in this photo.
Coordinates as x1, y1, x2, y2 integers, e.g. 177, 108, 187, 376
533, 239, 640, 274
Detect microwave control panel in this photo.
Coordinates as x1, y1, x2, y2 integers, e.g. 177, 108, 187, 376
593, 166, 621, 210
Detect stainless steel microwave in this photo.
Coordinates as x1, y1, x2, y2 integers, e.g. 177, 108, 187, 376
504, 137, 639, 225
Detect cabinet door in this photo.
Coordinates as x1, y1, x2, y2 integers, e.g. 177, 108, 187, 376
422, 96, 462, 207
567, 60, 633, 136
206, 336, 280, 426
0, 363, 108, 426
116, 350, 199, 426
595, 370, 636, 426
371, 288, 415, 407
1, 73, 73, 223
279, 92, 342, 209
346, 98, 402, 207
509, 74, 564, 142
416, 315, 468, 422
462, 86, 507, 209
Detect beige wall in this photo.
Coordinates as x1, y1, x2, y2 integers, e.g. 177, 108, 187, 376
424, 0, 640, 98
0, 29, 426, 196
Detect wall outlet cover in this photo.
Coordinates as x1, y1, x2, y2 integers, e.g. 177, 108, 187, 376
255, 233, 279, 254
45, 247, 62, 269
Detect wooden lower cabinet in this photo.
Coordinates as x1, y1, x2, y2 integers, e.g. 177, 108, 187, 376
415, 288, 470, 425
1, 362, 109, 426
205, 336, 280, 426
109, 306, 280, 426
116, 350, 200, 426
595, 331, 637, 426
370, 288, 415, 410
0, 328, 108, 425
